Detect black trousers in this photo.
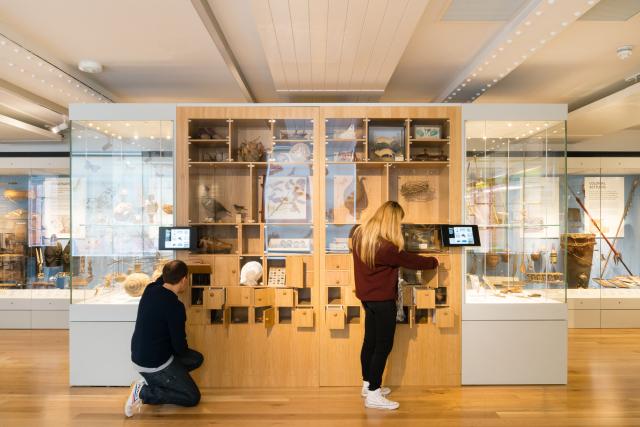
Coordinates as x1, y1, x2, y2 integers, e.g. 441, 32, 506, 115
139, 348, 203, 407
361, 300, 397, 391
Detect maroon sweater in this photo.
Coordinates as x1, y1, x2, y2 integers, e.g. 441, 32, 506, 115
353, 239, 439, 302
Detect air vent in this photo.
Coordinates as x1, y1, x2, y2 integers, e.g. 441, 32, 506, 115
580, 0, 640, 21
442, 0, 528, 21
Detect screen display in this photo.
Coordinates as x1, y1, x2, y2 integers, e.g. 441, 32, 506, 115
159, 227, 193, 250
448, 226, 474, 245
440, 224, 480, 247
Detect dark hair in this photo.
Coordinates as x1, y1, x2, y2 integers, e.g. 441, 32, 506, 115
162, 260, 188, 285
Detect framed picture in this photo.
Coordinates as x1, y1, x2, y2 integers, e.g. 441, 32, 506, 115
368, 125, 405, 161
268, 238, 312, 252
265, 176, 308, 221
414, 125, 441, 140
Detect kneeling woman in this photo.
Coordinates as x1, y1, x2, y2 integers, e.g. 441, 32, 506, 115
351, 201, 438, 410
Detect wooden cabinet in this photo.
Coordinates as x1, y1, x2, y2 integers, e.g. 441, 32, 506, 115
415, 288, 436, 309
326, 306, 345, 330
213, 256, 238, 286
325, 270, 351, 286
326, 254, 351, 270
204, 288, 225, 310
275, 288, 295, 307
254, 288, 275, 307
293, 307, 314, 328
285, 256, 305, 288
225, 287, 252, 306
436, 307, 454, 328
344, 287, 361, 306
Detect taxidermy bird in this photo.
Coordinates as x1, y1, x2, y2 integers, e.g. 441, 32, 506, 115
198, 184, 231, 221
344, 177, 367, 217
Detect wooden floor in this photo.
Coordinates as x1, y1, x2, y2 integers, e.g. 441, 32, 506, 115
1, 330, 640, 426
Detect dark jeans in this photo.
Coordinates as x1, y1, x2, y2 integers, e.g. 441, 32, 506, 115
361, 300, 397, 391
139, 348, 203, 407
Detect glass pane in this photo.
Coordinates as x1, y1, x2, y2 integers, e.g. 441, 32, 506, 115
70, 120, 174, 304
465, 120, 567, 304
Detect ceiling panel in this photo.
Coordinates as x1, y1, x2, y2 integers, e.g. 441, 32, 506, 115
252, 0, 429, 92
0, 0, 246, 102
580, 0, 640, 21
0, 114, 61, 142
442, 0, 529, 21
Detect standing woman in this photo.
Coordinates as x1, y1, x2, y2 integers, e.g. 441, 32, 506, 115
351, 201, 438, 410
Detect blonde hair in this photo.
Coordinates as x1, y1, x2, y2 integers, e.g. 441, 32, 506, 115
352, 201, 405, 269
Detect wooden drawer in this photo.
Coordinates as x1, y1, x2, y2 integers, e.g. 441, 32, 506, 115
415, 288, 435, 309
326, 270, 351, 286
293, 307, 314, 328
225, 287, 252, 306
254, 288, 275, 307
204, 288, 225, 310
326, 254, 351, 270
326, 306, 345, 330
186, 307, 207, 326
436, 307, 454, 328
213, 256, 238, 286
275, 288, 295, 307
402, 286, 415, 306
286, 256, 305, 288
568, 298, 601, 310
257, 307, 275, 328
344, 287, 361, 306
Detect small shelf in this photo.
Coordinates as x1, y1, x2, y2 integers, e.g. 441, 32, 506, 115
326, 138, 366, 143
189, 139, 230, 144
188, 161, 266, 168
273, 139, 313, 143
409, 138, 450, 143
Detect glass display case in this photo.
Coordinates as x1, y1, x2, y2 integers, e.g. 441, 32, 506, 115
464, 119, 567, 304
567, 155, 640, 312
0, 172, 70, 290
70, 120, 174, 304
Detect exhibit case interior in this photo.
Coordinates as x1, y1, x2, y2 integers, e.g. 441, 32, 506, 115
70, 120, 174, 304
464, 120, 568, 304
176, 105, 462, 388
0, 166, 71, 329
461, 104, 568, 385
567, 154, 640, 328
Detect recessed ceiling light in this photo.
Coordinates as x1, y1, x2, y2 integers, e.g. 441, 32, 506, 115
507, 39, 513, 44
550, 31, 557, 36
574, 11, 581, 16
535, 11, 543, 16
525, 21, 532, 26
78, 59, 103, 73
516, 30, 522, 36
561, 21, 568, 26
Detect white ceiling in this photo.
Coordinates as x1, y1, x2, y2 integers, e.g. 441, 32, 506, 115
0, 0, 637, 141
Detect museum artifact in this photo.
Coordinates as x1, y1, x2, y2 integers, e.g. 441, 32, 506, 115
240, 261, 263, 286
162, 204, 173, 215
198, 235, 233, 254
238, 136, 265, 162
343, 177, 367, 217
400, 180, 433, 202
561, 233, 596, 288
288, 142, 311, 162
199, 184, 231, 222
123, 272, 152, 297
144, 194, 159, 223
267, 267, 286, 287
602, 177, 640, 275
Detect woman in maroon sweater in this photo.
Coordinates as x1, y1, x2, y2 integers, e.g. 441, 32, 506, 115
351, 201, 438, 410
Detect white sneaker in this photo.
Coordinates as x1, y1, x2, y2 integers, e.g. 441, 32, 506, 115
361, 381, 391, 397
364, 388, 399, 410
124, 379, 145, 417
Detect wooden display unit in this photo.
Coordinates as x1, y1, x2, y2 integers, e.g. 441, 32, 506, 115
176, 105, 461, 388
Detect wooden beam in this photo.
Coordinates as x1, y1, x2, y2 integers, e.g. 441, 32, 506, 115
191, 0, 256, 102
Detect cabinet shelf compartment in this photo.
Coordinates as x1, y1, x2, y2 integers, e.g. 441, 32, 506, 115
188, 119, 230, 162
229, 307, 249, 324
209, 309, 225, 325
239, 256, 264, 286
278, 307, 293, 324
189, 165, 251, 224
188, 264, 212, 287
325, 118, 366, 162
389, 166, 449, 224
191, 287, 204, 306
254, 306, 275, 327
204, 287, 225, 310
346, 306, 361, 324
275, 288, 295, 307
415, 308, 431, 325
192, 225, 238, 254
368, 120, 406, 162
241, 224, 263, 255
231, 119, 271, 162
297, 287, 312, 306
325, 163, 385, 224
225, 286, 252, 306
327, 287, 342, 305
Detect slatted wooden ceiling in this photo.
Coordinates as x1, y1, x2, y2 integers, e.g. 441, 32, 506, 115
251, 0, 430, 93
